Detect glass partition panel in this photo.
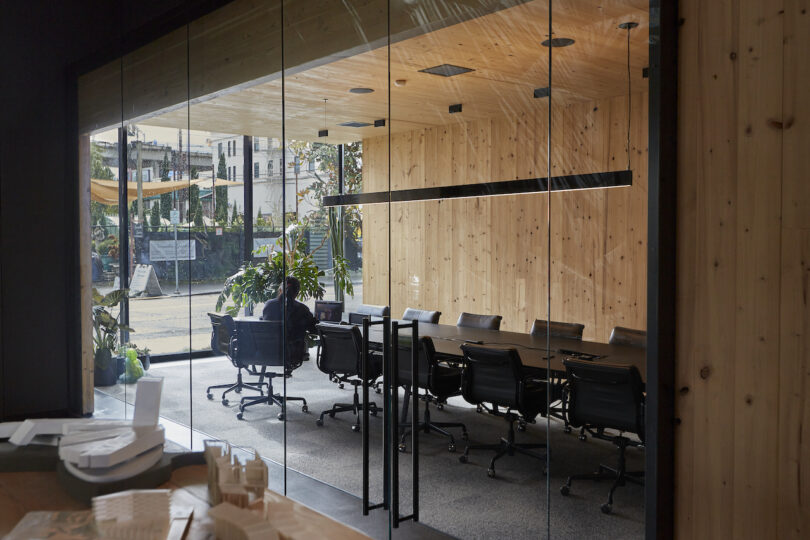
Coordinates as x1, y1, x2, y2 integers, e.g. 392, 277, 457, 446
281, 0, 390, 523
549, 0, 648, 535
121, 26, 193, 444
389, 0, 551, 537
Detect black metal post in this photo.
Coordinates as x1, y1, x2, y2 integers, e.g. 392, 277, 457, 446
382, 315, 391, 511
411, 321, 419, 522
362, 317, 370, 515
243, 135, 253, 261
117, 127, 129, 344
391, 321, 400, 527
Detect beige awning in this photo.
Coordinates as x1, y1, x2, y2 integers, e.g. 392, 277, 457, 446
90, 178, 241, 205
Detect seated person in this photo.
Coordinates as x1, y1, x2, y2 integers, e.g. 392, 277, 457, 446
261, 276, 317, 365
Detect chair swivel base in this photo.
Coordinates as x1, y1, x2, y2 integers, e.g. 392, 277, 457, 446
559, 436, 644, 514
237, 393, 308, 421
398, 420, 468, 453
315, 386, 379, 432
458, 415, 546, 478
206, 370, 267, 406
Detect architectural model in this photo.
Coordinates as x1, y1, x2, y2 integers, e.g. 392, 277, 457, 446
203, 439, 268, 508
92, 489, 171, 540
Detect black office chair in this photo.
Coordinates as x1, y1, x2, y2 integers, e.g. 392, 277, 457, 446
608, 326, 647, 348
348, 304, 390, 325
313, 300, 344, 376
530, 319, 585, 340
229, 319, 309, 421
205, 313, 267, 405
315, 323, 382, 432
395, 336, 467, 452
559, 358, 645, 514
457, 345, 547, 478
530, 319, 585, 433
456, 312, 502, 331
401, 308, 441, 324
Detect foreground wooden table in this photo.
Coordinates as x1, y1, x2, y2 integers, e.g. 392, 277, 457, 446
0, 465, 370, 539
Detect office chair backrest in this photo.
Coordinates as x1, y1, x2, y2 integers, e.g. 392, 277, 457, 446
394, 335, 434, 388
530, 319, 585, 340
457, 312, 502, 331
231, 319, 284, 368
348, 304, 390, 325
563, 358, 645, 437
608, 326, 647, 348
314, 300, 344, 323
401, 308, 441, 324
459, 345, 523, 408
208, 312, 235, 355
317, 323, 363, 376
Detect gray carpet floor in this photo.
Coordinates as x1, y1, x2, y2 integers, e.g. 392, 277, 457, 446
99, 355, 644, 539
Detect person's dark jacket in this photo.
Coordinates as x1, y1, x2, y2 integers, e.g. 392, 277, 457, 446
261, 296, 317, 365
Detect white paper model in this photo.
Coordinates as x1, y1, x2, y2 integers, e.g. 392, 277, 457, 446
208, 502, 279, 540
93, 489, 171, 540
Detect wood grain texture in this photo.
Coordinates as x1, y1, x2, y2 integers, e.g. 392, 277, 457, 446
362, 92, 647, 342
676, 0, 809, 538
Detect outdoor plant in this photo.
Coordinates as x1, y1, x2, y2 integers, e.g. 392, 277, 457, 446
92, 287, 133, 369
215, 220, 353, 316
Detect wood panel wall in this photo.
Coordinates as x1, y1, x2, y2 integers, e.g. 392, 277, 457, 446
676, 0, 809, 538
361, 92, 648, 342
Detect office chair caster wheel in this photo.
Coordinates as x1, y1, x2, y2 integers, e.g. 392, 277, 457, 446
517, 422, 526, 432
600, 503, 612, 515
564, 426, 572, 434
370, 409, 378, 416
301, 404, 309, 413
579, 434, 587, 442
487, 468, 496, 478
316, 419, 324, 427
560, 485, 570, 496
437, 403, 444, 410
447, 443, 456, 452
398, 443, 407, 452
458, 455, 468, 464
351, 424, 360, 432
221, 399, 229, 406
235, 388, 241, 394
207, 393, 213, 400
237, 412, 244, 420
375, 388, 381, 394
277, 413, 285, 421
339, 383, 345, 389
476, 405, 483, 413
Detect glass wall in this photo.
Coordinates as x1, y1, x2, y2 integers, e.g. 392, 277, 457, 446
78, 1, 653, 537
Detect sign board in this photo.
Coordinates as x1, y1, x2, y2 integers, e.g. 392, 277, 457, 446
129, 264, 163, 297
253, 237, 276, 256
170, 209, 180, 225
132, 223, 143, 238
149, 240, 196, 261
215, 227, 223, 236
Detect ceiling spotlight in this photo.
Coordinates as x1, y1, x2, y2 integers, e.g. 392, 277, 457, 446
318, 129, 329, 138
338, 121, 372, 128
618, 21, 639, 30
449, 103, 462, 114
349, 87, 374, 94
541, 37, 575, 48
394, 79, 407, 87
419, 64, 474, 77
533, 87, 550, 99
374, 119, 386, 127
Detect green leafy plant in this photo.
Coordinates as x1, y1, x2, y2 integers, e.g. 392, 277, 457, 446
215, 220, 353, 316
92, 288, 133, 368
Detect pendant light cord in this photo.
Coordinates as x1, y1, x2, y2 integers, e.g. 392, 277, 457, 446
625, 25, 632, 171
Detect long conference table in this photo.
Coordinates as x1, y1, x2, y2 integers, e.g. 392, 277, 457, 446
362, 321, 647, 383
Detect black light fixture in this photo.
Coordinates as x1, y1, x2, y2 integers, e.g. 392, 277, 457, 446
338, 121, 372, 128
449, 103, 462, 114
541, 37, 575, 48
419, 64, 474, 77
349, 87, 374, 94
533, 87, 550, 99
374, 119, 386, 127
619, 21, 638, 170
319, 98, 328, 138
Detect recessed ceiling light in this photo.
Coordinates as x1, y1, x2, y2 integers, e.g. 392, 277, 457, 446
419, 64, 474, 77
541, 37, 575, 48
338, 121, 372, 128
349, 87, 374, 94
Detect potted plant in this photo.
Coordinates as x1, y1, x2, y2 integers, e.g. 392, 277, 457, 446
92, 287, 132, 386
216, 220, 353, 317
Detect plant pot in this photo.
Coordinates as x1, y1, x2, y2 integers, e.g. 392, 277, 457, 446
140, 354, 151, 371
94, 349, 117, 386
115, 355, 126, 377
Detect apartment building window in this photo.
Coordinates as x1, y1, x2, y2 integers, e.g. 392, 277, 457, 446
268, 161, 273, 176
308, 160, 315, 172
254, 139, 260, 151
218, 142, 223, 157
227, 140, 231, 157
254, 162, 260, 177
